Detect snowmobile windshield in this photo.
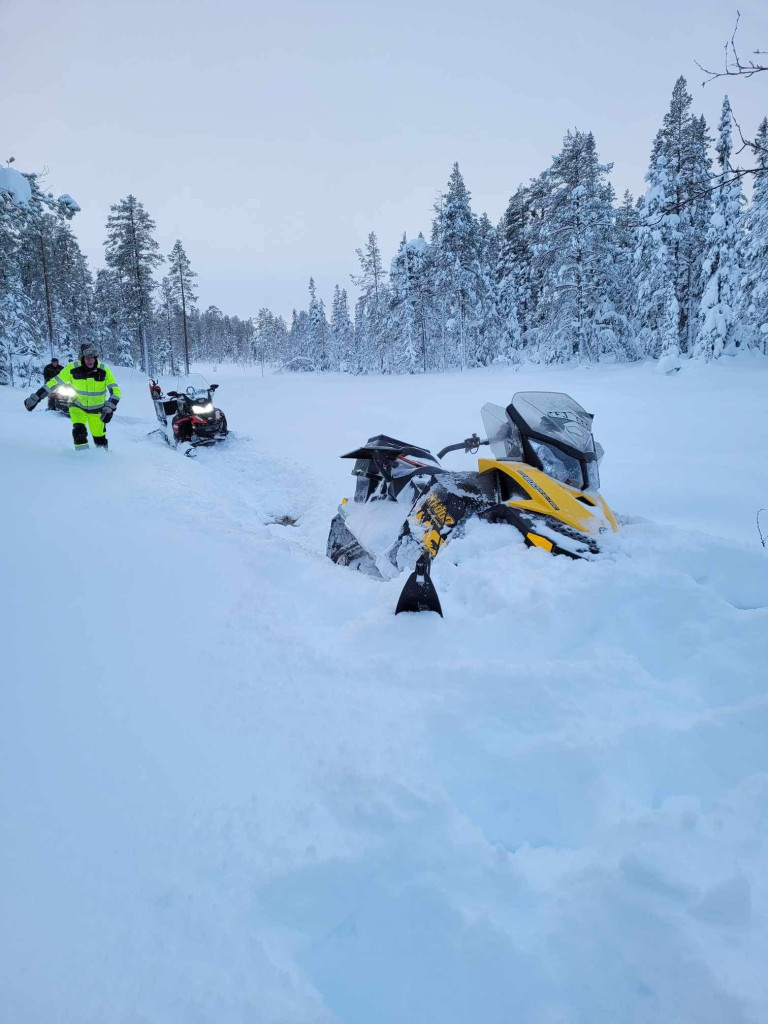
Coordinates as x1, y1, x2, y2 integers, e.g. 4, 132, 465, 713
510, 392, 595, 454
176, 373, 212, 400
481, 403, 524, 461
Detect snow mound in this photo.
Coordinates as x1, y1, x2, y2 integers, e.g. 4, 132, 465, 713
654, 349, 682, 375
2, 360, 767, 1023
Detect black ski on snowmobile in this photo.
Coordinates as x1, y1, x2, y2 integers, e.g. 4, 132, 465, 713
148, 374, 228, 456
326, 392, 619, 616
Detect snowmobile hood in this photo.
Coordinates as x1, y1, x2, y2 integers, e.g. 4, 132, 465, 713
478, 457, 618, 553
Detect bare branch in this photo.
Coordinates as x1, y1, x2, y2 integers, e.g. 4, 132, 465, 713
729, 111, 768, 165
696, 11, 768, 83
639, 165, 763, 229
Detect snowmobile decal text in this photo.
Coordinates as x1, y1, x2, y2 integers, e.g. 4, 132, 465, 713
416, 494, 456, 557
518, 471, 559, 510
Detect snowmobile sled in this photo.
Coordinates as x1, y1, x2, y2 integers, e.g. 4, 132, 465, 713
326, 391, 618, 616
148, 373, 228, 456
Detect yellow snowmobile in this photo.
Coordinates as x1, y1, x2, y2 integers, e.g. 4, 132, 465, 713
326, 391, 619, 616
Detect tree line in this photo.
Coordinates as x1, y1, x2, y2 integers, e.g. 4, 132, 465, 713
0, 185, 253, 385
2, 76, 767, 386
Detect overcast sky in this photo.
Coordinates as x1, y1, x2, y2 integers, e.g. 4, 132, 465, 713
3, 0, 767, 319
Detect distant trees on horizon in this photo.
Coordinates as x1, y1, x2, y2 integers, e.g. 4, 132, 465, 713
2, 75, 767, 386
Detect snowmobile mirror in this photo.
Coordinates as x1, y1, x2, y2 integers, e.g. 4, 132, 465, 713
210, 383, 219, 390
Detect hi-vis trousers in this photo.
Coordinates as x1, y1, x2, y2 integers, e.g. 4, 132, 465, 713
69, 406, 107, 448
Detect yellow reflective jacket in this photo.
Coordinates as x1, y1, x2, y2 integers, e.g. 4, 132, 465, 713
44, 360, 121, 413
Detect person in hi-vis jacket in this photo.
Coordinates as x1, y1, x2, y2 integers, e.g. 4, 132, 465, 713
25, 343, 121, 450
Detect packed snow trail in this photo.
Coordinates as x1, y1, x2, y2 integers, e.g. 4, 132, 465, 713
2, 359, 768, 1024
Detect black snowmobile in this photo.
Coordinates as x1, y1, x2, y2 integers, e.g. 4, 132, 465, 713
327, 391, 619, 616
148, 373, 228, 456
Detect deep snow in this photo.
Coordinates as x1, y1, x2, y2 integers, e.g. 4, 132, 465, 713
2, 357, 768, 1024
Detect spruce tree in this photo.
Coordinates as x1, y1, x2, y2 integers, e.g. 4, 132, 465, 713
50, 219, 96, 356
93, 269, 133, 365
18, 212, 58, 358
286, 308, 310, 369
530, 131, 619, 361
609, 191, 639, 356
201, 305, 223, 364
352, 295, 368, 374
662, 78, 698, 350
431, 163, 483, 368
740, 118, 768, 351
474, 212, 501, 365
695, 97, 746, 358
496, 186, 532, 356
0, 164, 79, 384
634, 79, 712, 353
254, 308, 288, 372
167, 240, 197, 374
330, 284, 354, 371
633, 144, 680, 358
158, 275, 179, 375
684, 114, 714, 349
104, 195, 163, 373
388, 234, 426, 373
307, 277, 329, 370
351, 231, 388, 371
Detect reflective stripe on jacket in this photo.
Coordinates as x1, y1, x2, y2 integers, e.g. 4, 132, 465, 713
44, 360, 121, 412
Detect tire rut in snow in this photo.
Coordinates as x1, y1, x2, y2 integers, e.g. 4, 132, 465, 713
173, 435, 327, 557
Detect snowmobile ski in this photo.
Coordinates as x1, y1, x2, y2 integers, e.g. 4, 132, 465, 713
395, 553, 443, 617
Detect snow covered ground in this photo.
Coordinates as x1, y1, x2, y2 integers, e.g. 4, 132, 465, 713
2, 357, 768, 1024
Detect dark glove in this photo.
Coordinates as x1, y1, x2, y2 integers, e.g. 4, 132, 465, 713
24, 393, 42, 411
101, 398, 118, 423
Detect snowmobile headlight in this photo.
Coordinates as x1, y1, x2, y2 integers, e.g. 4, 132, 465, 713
529, 439, 582, 489
56, 386, 76, 398
191, 402, 214, 414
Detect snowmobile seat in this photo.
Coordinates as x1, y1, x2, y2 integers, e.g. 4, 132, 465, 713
341, 435, 443, 501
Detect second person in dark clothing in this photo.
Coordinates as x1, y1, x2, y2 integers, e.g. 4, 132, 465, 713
42, 357, 63, 410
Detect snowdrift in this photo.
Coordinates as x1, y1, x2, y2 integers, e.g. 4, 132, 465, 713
2, 358, 767, 1023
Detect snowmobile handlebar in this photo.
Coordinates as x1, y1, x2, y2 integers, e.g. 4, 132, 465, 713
166, 385, 218, 398
437, 434, 489, 460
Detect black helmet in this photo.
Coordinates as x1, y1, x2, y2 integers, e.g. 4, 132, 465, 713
80, 343, 98, 359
